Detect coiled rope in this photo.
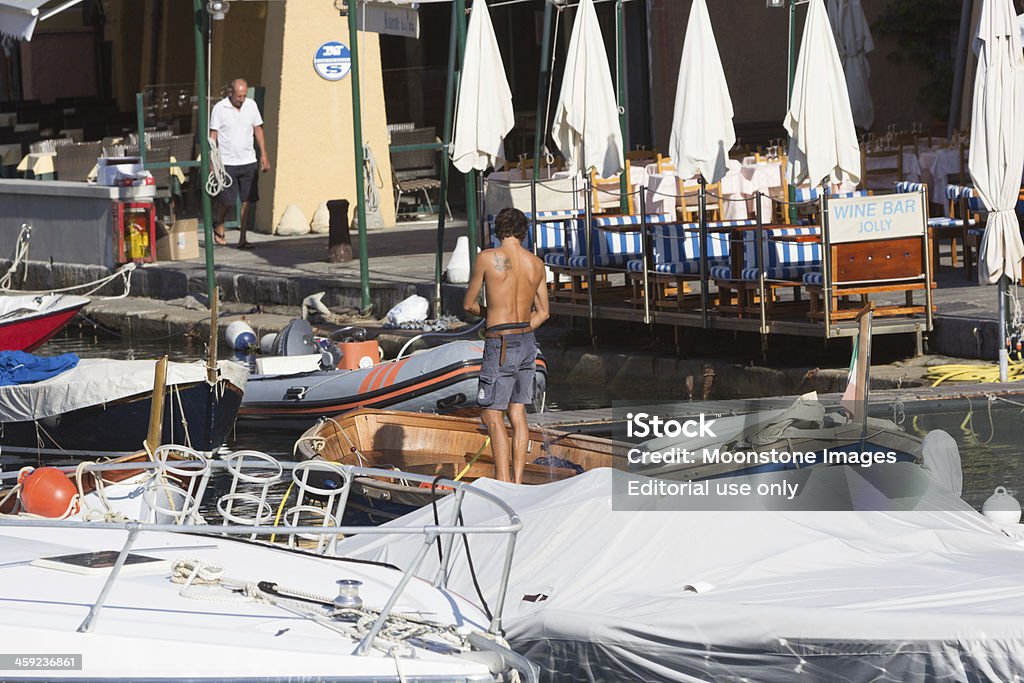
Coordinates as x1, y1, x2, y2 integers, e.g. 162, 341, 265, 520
205, 138, 233, 197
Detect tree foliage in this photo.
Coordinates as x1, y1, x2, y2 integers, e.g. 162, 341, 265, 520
873, 0, 963, 120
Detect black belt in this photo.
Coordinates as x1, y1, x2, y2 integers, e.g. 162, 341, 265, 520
485, 322, 531, 366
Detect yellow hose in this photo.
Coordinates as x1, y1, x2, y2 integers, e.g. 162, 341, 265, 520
925, 361, 1024, 386
454, 437, 491, 482
269, 481, 295, 544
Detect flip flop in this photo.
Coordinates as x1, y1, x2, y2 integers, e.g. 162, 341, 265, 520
236, 241, 254, 249
213, 229, 227, 246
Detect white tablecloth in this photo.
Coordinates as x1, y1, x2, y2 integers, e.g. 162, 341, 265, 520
919, 146, 964, 209
0, 112, 16, 127
13, 122, 38, 133
645, 160, 785, 221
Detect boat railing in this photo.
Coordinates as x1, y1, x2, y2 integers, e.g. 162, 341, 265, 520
0, 450, 522, 649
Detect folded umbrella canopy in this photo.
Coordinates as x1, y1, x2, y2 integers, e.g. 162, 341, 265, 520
550, 0, 623, 178
0, 0, 48, 41
969, 0, 1024, 285
826, 0, 875, 131
785, 0, 861, 187
451, 0, 514, 174
668, 0, 734, 184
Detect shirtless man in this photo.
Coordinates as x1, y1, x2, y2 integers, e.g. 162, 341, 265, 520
463, 207, 549, 484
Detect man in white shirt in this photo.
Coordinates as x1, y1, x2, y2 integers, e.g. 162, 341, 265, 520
209, 78, 270, 248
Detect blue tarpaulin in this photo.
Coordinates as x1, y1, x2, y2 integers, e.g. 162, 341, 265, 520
0, 351, 79, 386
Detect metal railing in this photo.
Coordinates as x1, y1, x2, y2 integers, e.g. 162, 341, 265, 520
0, 454, 522, 650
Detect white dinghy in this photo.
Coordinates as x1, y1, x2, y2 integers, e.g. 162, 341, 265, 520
0, 452, 535, 683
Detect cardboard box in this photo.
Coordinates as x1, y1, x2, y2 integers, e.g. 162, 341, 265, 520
156, 219, 200, 261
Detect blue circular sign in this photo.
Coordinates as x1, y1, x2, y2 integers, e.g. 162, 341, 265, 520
313, 41, 352, 81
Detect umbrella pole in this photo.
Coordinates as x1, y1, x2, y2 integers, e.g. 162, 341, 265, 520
455, 0, 477, 258
699, 175, 709, 329
615, 0, 629, 213
999, 275, 1009, 382
584, 152, 595, 335
530, 0, 555, 256
434, 2, 460, 316
640, 186, 650, 325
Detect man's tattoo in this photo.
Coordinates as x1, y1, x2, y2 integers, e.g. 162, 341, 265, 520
494, 254, 512, 272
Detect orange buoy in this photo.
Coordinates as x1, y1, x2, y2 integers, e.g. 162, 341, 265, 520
18, 467, 79, 518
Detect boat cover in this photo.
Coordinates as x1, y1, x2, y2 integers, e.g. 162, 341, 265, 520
0, 358, 248, 422
0, 350, 79, 386
338, 465, 1024, 682
0, 294, 88, 319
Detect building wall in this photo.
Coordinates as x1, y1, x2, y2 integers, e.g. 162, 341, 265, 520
19, 30, 98, 103
646, 0, 935, 150
255, 1, 397, 233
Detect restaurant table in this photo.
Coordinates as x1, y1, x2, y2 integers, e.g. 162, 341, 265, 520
645, 160, 785, 221
861, 148, 923, 192
919, 146, 964, 210
0, 112, 15, 127
13, 122, 39, 133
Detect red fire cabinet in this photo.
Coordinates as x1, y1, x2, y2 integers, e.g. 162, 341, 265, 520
113, 201, 157, 264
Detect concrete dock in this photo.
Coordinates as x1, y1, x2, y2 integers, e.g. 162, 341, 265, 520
0, 218, 1016, 364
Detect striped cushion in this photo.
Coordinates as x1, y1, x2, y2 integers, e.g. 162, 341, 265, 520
648, 222, 732, 264
487, 213, 583, 255
895, 181, 926, 193
928, 217, 976, 228
544, 251, 635, 269
711, 265, 813, 282
946, 184, 973, 200
803, 271, 824, 286
793, 187, 870, 202
626, 257, 731, 275
735, 266, 815, 281
590, 213, 675, 227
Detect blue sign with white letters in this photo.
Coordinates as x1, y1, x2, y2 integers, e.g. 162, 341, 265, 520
313, 41, 352, 81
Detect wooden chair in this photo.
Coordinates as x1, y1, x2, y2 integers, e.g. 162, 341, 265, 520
655, 154, 675, 174
54, 141, 101, 182
626, 221, 732, 310
591, 161, 635, 215
860, 148, 904, 193
676, 176, 723, 223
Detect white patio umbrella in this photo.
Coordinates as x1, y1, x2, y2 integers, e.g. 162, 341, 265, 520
550, 0, 623, 178
785, 0, 861, 187
969, 0, 1024, 381
668, 0, 734, 184
451, 0, 514, 174
970, 0, 1024, 285
826, 0, 875, 131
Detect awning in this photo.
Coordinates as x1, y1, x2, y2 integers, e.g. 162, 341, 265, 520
0, 0, 82, 42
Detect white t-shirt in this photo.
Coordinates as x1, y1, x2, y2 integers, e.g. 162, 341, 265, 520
209, 97, 264, 166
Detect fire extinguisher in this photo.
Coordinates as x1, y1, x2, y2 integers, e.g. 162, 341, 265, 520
128, 214, 149, 260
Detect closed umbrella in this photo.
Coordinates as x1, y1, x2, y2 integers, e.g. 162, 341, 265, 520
550, 0, 623, 178
668, 0, 734, 184
785, 0, 861, 187
827, 0, 875, 131
451, 0, 514, 174
0, 0, 48, 41
969, 0, 1024, 382
970, 0, 1024, 285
